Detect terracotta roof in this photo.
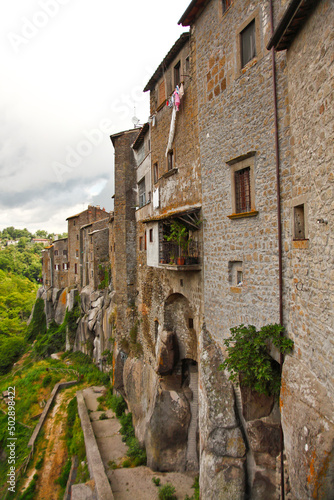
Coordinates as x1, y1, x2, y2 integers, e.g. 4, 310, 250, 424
178, 0, 211, 26
143, 33, 190, 92
267, 0, 319, 51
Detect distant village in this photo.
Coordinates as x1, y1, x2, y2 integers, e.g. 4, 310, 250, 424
40, 1, 333, 499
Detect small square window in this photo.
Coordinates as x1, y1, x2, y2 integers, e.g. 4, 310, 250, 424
241, 19, 256, 68
167, 151, 174, 171
294, 204, 305, 240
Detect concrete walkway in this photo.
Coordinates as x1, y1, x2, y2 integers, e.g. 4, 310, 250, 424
81, 386, 197, 500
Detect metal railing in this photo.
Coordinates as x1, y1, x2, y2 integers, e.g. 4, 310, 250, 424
160, 240, 200, 265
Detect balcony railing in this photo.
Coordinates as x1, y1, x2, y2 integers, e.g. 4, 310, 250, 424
160, 240, 200, 266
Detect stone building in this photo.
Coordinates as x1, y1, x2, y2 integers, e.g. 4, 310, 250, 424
52, 238, 69, 289
268, 1, 334, 498
110, 129, 139, 349
66, 205, 108, 288
41, 245, 53, 287
178, 0, 333, 498
80, 218, 110, 289
110, 32, 203, 473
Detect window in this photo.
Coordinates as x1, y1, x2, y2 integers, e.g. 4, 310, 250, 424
138, 178, 146, 207
54, 264, 60, 271
63, 263, 68, 270
77, 234, 79, 240
188, 318, 194, 329
229, 260, 243, 288
222, 0, 232, 13
294, 204, 305, 240
185, 56, 190, 74
76, 250, 79, 257
235, 167, 251, 213
241, 19, 256, 67
73, 220, 76, 226
149, 228, 153, 243
54, 250, 59, 256
167, 150, 174, 171
75, 263, 78, 274
174, 61, 181, 87
153, 162, 159, 184
227, 153, 257, 218
63, 250, 67, 256
158, 79, 166, 107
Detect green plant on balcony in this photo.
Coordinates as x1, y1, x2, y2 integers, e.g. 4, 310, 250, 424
164, 220, 189, 265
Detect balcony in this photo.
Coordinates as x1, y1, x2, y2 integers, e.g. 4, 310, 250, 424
159, 240, 201, 271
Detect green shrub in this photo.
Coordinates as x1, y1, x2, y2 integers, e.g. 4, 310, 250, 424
126, 437, 146, 466
107, 393, 127, 417
18, 473, 38, 500
25, 298, 46, 342
152, 477, 161, 487
99, 412, 108, 420
56, 457, 71, 488
158, 483, 177, 500
42, 373, 52, 387
219, 324, 294, 396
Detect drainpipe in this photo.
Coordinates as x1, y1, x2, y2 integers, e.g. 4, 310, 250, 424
269, 1, 285, 499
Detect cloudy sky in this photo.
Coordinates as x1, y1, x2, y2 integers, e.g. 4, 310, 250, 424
0, 0, 190, 234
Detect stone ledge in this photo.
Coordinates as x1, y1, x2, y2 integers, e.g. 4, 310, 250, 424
76, 390, 114, 500
28, 380, 78, 450
292, 239, 309, 249
162, 168, 178, 179
227, 211, 259, 220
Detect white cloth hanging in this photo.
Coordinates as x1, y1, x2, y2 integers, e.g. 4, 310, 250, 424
165, 106, 177, 157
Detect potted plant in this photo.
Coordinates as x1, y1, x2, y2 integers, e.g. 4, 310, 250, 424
164, 220, 189, 265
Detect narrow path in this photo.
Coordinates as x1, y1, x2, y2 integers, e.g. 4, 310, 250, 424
82, 386, 197, 500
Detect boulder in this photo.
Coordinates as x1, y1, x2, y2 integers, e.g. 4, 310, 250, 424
200, 451, 246, 500
145, 388, 191, 471
156, 330, 178, 375
54, 288, 68, 325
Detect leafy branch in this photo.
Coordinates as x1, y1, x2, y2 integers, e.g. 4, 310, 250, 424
219, 323, 294, 397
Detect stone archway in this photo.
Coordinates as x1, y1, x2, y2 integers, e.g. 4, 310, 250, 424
159, 293, 199, 471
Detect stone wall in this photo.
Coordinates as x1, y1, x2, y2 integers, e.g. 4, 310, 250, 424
110, 130, 140, 342
280, 1, 334, 497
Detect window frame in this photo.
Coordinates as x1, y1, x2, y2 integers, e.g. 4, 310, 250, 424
167, 150, 174, 171
227, 153, 258, 219
138, 177, 146, 208
236, 9, 262, 76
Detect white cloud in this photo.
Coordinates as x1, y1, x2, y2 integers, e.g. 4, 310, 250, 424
0, 0, 190, 233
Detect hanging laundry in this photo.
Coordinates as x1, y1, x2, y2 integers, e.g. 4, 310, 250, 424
165, 106, 177, 156
174, 90, 181, 111
179, 83, 184, 98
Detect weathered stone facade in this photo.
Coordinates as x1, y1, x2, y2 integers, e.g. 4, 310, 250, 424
67, 205, 108, 288
271, 1, 334, 498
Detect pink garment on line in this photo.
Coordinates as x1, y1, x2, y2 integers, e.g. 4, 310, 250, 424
174, 90, 180, 111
